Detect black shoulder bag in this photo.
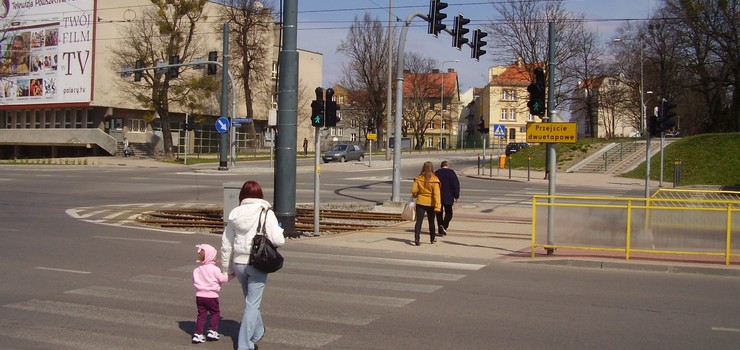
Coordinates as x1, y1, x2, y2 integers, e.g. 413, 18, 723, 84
249, 208, 284, 273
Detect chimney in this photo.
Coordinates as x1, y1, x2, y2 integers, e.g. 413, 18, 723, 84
447, 68, 455, 73
431, 68, 440, 74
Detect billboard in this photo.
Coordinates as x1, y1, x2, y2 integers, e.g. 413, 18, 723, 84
0, 0, 94, 106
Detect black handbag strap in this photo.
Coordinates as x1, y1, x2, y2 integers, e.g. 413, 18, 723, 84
256, 207, 269, 236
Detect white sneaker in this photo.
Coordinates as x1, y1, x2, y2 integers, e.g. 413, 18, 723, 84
192, 334, 206, 343
206, 330, 220, 341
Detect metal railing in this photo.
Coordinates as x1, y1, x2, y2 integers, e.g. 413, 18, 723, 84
531, 189, 740, 265
593, 139, 639, 172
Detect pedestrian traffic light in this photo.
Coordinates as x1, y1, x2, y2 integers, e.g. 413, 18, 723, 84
658, 100, 677, 133
471, 28, 487, 61
649, 114, 659, 137
168, 55, 179, 78
310, 87, 325, 128
428, 0, 448, 37
477, 116, 488, 134
367, 119, 375, 132
325, 88, 340, 127
134, 59, 144, 82
527, 67, 546, 117
451, 14, 470, 50
207, 51, 218, 75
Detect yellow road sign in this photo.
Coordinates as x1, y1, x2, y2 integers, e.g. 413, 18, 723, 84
367, 133, 377, 140
526, 122, 577, 143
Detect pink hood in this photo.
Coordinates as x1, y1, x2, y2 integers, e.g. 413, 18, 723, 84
196, 244, 217, 265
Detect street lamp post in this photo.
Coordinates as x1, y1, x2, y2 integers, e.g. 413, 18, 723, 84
440, 59, 458, 150
615, 36, 650, 198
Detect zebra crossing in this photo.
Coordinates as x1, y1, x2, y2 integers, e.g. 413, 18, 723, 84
2, 249, 485, 349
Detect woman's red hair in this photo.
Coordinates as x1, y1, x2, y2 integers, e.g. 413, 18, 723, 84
238, 181, 264, 202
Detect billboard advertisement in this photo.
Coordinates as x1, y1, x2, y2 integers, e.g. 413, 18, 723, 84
0, 0, 95, 106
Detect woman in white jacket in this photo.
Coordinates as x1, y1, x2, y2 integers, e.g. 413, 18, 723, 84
221, 180, 285, 350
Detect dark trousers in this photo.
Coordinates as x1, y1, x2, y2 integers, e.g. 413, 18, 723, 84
435, 204, 454, 229
194, 296, 220, 334
414, 204, 436, 242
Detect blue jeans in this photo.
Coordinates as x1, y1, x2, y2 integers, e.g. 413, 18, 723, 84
234, 263, 267, 350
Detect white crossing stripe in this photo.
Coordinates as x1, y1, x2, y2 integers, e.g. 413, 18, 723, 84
5, 299, 176, 330
269, 286, 414, 307
129, 274, 185, 286
93, 236, 181, 244
35, 266, 91, 274
712, 327, 740, 332
0, 319, 192, 350
288, 262, 467, 281
270, 273, 442, 293
286, 251, 485, 271
66, 286, 189, 307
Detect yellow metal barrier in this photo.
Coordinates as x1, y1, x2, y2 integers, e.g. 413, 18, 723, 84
531, 190, 740, 265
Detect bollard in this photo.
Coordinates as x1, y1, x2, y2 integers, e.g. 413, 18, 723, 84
489, 156, 493, 177
508, 154, 512, 179
673, 158, 681, 188
477, 154, 481, 175
527, 155, 531, 181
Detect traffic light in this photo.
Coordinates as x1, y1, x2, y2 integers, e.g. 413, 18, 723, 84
325, 88, 341, 127
451, 14, 470, 50
471, 28, 487, 61
168, 55, 179, 78
658, 100, 677, 133
649, 114, 659, 137
134, 59, 144, 82
367, 118, 375, 132
477, 116, 489, 134
207, 51, 218, 75
310, 87, 325, 127
527, 67, 546, 117
428, 0, 448, 37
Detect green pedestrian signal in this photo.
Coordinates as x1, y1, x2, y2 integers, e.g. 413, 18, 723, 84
310, 87, 325, 127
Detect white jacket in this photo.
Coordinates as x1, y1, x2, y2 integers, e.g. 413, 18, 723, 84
220, 198, 285, 274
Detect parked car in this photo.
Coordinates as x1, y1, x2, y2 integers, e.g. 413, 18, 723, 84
665, 131, 681, 137
322, 144, 365, 163
505, 142, 529, 156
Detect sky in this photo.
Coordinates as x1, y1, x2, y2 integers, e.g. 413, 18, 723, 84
293, 0, 660, 92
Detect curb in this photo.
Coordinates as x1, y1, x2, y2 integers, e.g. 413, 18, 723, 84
516, 258, 740, 278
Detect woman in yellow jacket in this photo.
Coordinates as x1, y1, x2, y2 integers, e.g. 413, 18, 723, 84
411, 161, 442, 246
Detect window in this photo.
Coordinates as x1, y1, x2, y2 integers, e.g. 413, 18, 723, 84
500, 109, 508, 120
329, 127, 343, 137
350, 132, 357, 141
501, 89, 516, 101
129, 119, 146, 133
441, 120, 447, 130
426, 137, 434, 148
608, 79, 619, 86
510, 109, 517, 121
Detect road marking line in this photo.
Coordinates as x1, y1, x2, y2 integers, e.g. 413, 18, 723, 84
286, 251, 485, 271
93, 236, 180, 244
77, 210, 108, 218
271, 286, 415, 307
288, 262, 466, 281
271, 272, 442, 293
712, 327, 740, 332
35, 267, 91, 274
103, 210, 133, 219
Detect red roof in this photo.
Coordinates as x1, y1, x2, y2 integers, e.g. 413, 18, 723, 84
491, 63, 536, 86
403, 71, 458, 98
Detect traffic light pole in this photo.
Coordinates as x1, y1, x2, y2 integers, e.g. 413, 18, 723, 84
313, 127, 321, 237
545, 22, 556, 255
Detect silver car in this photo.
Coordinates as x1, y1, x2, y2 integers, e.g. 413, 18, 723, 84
322, 144, 365, 163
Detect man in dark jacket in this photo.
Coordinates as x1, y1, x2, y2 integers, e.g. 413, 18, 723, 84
434, 160, 460, 236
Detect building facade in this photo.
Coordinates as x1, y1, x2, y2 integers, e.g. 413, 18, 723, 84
0, 0, 321, 159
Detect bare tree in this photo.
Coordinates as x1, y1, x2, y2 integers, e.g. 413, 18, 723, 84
111, 0, 216, 159
661, 0, 739, 132
219, 0, 277, 148
486, 0, 587, 112
563, 27, 608, 136
402, 52, 438, 149
337, 13, 394, 146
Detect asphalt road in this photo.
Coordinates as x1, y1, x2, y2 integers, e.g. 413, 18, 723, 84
0, 162, 737, 349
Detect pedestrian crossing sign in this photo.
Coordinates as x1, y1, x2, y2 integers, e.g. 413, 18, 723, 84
493, 124, 506, 137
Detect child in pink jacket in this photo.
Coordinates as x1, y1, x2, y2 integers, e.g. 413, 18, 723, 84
192, 244, 232, 343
